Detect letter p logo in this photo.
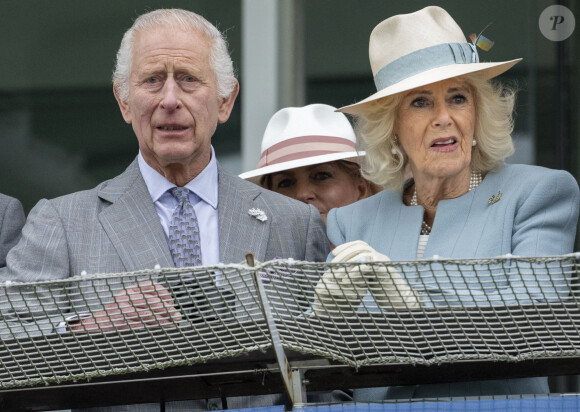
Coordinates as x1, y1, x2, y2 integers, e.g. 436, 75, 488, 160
540, 6, 575, 41
551, 15, 565, 31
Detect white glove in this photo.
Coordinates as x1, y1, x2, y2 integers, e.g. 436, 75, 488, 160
313, 241, 420, 316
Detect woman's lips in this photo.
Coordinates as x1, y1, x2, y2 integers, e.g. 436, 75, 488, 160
430, 137, 458, 153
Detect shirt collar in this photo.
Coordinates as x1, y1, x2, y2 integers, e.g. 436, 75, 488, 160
138, 147, 219, 209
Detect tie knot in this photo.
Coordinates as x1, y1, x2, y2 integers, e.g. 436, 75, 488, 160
171, 187, 190, 205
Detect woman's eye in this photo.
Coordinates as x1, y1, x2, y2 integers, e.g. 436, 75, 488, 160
313, 172, 332, 181
452, 94, 467, 104
411, 97, 427, 108
276, 179, 293, 189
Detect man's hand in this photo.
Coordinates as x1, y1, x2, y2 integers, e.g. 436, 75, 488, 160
313, 241, 420, 316
70, 280, 182, 333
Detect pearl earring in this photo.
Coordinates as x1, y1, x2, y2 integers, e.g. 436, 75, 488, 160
472, 139, 477, 147
392, 135, 398, 155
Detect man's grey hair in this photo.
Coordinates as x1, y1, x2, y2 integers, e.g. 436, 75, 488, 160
113, 8, 237, 102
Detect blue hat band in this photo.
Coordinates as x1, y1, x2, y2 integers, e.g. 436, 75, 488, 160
373, 42, 479, 92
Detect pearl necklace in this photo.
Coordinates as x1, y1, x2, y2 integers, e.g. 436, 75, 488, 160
410, 171, 483, 235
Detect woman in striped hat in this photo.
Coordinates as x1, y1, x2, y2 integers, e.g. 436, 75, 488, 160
240, 103, 379, 223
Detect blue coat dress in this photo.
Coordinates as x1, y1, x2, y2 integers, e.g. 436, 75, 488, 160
326, 164, 580, 399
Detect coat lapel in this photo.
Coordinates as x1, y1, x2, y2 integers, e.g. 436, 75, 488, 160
374, 191, 424, 260
217, 165, 270, 263
423, 172, 500, 258
423, 193, 475, 258
98, 159, 174, 271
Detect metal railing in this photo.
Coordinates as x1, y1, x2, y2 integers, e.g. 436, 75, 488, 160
0, 253, 579, 410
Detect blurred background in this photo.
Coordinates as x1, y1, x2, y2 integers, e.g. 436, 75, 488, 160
0, 0, 577, 240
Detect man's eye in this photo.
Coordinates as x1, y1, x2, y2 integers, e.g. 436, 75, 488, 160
184, 76, 195, 82
147, 77, 158, 84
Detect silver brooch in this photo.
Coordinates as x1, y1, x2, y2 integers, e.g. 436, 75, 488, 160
488, 191, 502, 205
248, 208, 268, 222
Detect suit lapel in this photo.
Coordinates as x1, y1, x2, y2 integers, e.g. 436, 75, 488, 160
97, 160, 273, 269
98, 159, 173, 271
217, 165, 270, 263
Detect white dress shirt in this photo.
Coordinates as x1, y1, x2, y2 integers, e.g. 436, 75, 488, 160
138, 148, 220, 266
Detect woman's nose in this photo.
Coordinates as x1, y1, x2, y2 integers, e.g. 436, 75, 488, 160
295, 182, 316, 203
432, 103, 452, 127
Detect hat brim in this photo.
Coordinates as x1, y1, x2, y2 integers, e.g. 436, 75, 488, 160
338, 58, 522, 115
239, 151, 363, 180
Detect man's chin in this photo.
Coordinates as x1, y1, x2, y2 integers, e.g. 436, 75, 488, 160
141, 150, 196, 173
152, 153, 191, 166
151, 147, 206, 166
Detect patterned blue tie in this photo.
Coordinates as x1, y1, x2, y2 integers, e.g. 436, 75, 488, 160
168, 187, 202, 268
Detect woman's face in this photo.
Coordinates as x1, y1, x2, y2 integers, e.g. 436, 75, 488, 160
395, 77, 476, 183
268, 162, 368, 223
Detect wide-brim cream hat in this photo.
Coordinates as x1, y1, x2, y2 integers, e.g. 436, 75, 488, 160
339, 6, 522, 115
239, 104, 364, 180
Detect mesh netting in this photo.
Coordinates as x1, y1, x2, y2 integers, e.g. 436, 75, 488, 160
0, 254, 578, 390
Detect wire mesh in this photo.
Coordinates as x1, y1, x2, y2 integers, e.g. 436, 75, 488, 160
0, 254, 578, 390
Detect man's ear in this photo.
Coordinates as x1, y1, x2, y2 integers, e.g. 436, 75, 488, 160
217, 80, 240, 124
113, 84, 132, 124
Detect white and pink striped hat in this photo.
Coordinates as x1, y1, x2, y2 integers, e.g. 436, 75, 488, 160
239, 104, 363, 180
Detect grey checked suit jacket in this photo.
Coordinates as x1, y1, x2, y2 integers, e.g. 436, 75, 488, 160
3, 159, 340, 411
0, 193, 25, 267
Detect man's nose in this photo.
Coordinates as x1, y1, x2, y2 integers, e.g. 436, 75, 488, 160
160, 78, 181, 110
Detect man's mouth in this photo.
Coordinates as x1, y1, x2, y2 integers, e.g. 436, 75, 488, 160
158, 126, 187, 131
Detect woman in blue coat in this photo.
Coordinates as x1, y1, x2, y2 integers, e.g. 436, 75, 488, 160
315, 6, 580, 400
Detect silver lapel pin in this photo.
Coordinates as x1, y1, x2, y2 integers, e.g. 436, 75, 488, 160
248, 207, 268, 222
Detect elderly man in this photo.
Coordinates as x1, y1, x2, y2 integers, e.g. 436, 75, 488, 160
0, 193, 25, 267
4, 8, 339, 411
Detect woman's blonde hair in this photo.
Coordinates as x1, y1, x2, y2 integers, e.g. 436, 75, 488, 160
354, 74, 516, 190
